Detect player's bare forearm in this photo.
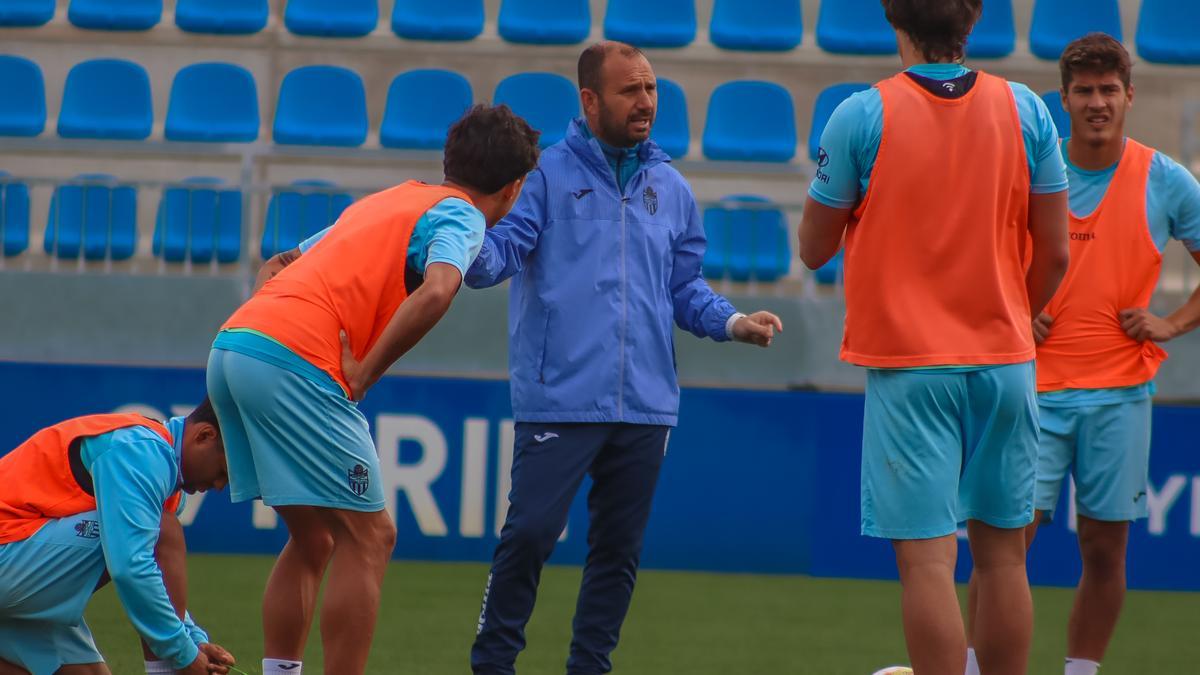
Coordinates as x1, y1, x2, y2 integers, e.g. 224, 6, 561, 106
253, 248, 301, 293
798, 197, 851, 270
1025, 191, 1071, 317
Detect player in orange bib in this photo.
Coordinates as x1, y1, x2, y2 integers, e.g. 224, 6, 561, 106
966, 34, 1200, 675
0, 402, 233, 675
800, 1, 1071, 673
205, 105, 541, 675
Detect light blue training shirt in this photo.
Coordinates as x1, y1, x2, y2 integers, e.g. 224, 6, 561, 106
81, 416, 208, 669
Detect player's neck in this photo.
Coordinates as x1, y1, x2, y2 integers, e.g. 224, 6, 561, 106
1067, 135, 1125, 172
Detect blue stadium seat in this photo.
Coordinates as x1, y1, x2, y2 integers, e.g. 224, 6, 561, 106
166, 63, 259, 143
392, 0, 483, 41
966, 0, 1015, 58
814, 249, 842, 285
703, 81, 796, 163
1029, 0, 1122, 61
176, 0, 268, 34
381, 70, 472, 150
45, 175, 137, 261
1041, 90, 1070, 140
710, 0, 801, 52
809, 82, 869, 163
1137, 0, 1200, 65
498, 0, 589, 45
0, 56, 46, 137
494, 73, 580, 149
0, 172, 31, 257
262, 180, 353, 259
0, 0, 55, 27
651, 78, 689, 159
284, 0, 378, 37
703, 196, 789, 282
68, 0, 161, 30
57, 59, 152, 140
605, 0, 695, 49
816, 0, 895, 55
155, 178, 242, 263
274, 66, 367, 147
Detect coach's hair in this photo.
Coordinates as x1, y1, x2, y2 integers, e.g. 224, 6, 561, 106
186, 397, 221, 431
1060, 33, 1132, 90
578, 41, 645, 92
443, 104, 540, 195
880, 0, 982, 63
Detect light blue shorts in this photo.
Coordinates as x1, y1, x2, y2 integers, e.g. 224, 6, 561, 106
207, 348, 386, 512
1035, 398, 1152, 522
0, 511, 106, 673
861, 362, 1039, 539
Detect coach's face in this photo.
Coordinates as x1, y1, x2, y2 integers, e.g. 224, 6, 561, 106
1063, 70, 1133, 148
583, 52, 657, 148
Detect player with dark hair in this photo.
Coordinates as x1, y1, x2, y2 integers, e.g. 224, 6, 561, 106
206, 104, 540, 675
0, 402, 233, 675
800, 1, 1071, 673
966, 33, 1200, 675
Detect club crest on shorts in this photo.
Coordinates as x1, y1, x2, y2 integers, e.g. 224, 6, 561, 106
643, 186, 658, 215
74, 519, 100, 539
348, 463, 370, 496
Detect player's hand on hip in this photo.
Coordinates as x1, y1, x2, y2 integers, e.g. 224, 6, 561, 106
339, 330, 367, 401
733, 311, 784, 347
177, 651, 210, 675
198, 643, 235, 674
1032, 313, 1054, 344
1120, 307, 1179, 342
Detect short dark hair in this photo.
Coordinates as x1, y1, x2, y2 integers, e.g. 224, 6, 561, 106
186, 397, 220, 431
881, 0, 982, 63
1060, 33, 1132, 90
578, 41, 645, 93
443, 104, 540, 194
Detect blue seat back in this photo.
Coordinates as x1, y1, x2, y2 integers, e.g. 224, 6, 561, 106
155, 177, 242, 263
380, 69, 472, 150
651, 78, 689, 159
1137, 0, 1200, 65
392, 0, 483, 41
274, 66, 368, 147
45, 174, 138, 261
176, 0, 268, 34
966, 0, 1015, 58
816, 0, 895, 54
498, 0, 589, 45
494, 73, 580, 149
1041, 91, 1070, 140
166, 63, 259, 143
68, 0, 161, 30
703, 81, 796, 163
58, 59, 152, 140
0, 56, 46, 137
710, 0, 801, 52
0, 172, 31, 257
0, 0, 55, 27
703, 195, 789, 282
809, 82, 869, 162
284, 0, 378, 37
605, 0, 696, 48
262, 181, 353, 259
1030, 0, 1122, 60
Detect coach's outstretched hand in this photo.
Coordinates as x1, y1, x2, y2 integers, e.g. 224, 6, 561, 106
200, 642, 236, 674
732, 311, 784, 347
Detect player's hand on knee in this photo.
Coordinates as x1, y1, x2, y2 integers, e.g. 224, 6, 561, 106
1032, 313, 1054, 344
198, 643, 235, 674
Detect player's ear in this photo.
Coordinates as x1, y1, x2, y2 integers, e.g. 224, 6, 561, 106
195, 422, 219, 447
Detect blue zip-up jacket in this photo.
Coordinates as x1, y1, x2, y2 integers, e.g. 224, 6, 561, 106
465, 118, 737, 426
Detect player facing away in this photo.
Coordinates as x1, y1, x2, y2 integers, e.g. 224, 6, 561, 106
205, 104, 540, 675
965, 34, 1200, 675
0, 402, 234, 675
799, 1, 1070, 674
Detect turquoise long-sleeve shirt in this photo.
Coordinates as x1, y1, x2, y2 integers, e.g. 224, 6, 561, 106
81, 416, 206, 669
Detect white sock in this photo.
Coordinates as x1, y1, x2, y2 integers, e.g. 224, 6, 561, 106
965, 647, 981, 675
144, 661, 173, 675
1065, 658, 1100, 675
264, 658, 303, 674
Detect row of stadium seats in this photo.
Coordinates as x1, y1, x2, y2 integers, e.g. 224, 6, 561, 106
1, 0, 1196, 63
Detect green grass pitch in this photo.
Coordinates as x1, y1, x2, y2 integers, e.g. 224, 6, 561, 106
86, 555, 1198, 674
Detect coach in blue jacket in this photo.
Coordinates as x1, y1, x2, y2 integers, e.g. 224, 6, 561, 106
466, 41, 783, 674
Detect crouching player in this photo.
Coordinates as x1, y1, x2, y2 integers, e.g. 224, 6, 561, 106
0, 402, 235, 675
